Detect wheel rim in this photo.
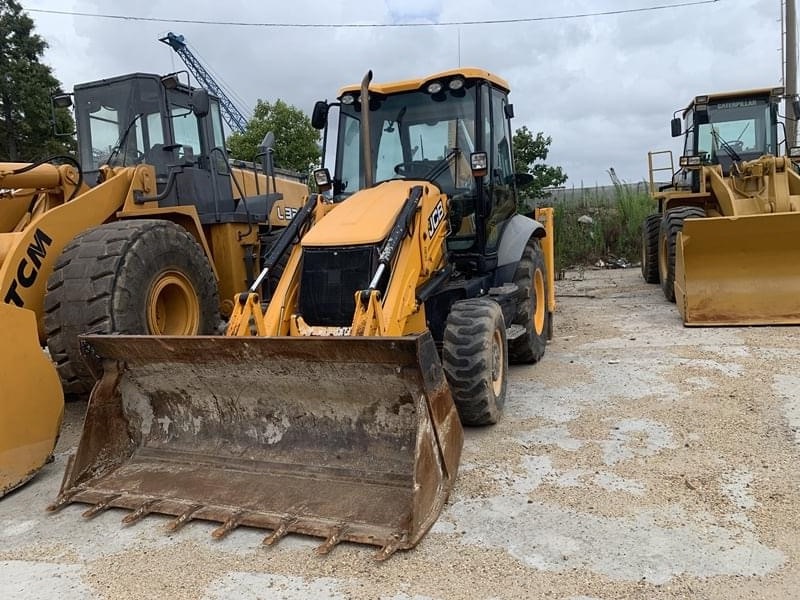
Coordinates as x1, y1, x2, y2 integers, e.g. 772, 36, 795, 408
146, 271, 200, 335
658, 230, 669, 282
491, 327, 504, 397
533, 269, 546, 335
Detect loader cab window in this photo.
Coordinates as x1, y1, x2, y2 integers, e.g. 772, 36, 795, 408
333, 83, 478, 200
485, 86, 516, 251
75, 77, 166, 182
694, 96, 776, 174
170, 104, 202, 161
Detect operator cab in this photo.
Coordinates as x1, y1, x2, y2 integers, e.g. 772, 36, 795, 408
312, 68, 526, 273
67, 72, 262, 224
672, 87, 782, 185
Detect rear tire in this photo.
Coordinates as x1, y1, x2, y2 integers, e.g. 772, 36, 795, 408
658, 207, 705, 302
442, 298, 508, 426
44, 220, 219, 396
641, 214, 661, 284
509, 237, 549, 364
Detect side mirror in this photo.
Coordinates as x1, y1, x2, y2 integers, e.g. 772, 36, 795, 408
52, 94, 72, 109
504, 103, 515, 119
191, 89, 210, 118
311, 100, 329, 130
793, 98, 800, 119
671, 117, 682, 138
470, 152, 488, 177
258, 131, 276, 177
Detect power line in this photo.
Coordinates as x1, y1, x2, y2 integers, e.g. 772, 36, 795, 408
25, 1, 721, 29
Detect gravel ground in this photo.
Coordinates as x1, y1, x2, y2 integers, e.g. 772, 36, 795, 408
1, 267, 799, 599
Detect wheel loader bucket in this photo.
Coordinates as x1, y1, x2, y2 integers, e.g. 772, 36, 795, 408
675, 212, 800, 326
50, 332, 463, 559
0, 303, 64, 497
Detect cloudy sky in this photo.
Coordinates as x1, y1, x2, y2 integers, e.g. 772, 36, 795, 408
22, 0, 784, 186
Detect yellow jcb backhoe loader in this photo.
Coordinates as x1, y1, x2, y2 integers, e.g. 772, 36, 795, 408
0, 72, 307, 497
643, 86, 800, 325
49, 69, 556, 559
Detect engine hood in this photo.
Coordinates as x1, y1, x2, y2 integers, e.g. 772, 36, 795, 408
302, 180, 428, 247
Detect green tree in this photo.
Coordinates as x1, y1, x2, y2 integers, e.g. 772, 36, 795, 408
227, 99, 319, 173
0, 0, 74, 161
512, 126, 567, 204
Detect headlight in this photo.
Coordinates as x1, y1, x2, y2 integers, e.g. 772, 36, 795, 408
340, 94, 355, 105
448, 78, 465, 90
426, 81, 443, 94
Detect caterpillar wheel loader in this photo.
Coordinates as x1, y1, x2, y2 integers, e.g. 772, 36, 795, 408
0, 72, 308, 497
643, 86, 800, 325
49, 69, 556, 559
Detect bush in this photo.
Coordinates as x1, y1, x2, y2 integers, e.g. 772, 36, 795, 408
543, 172, 654, 273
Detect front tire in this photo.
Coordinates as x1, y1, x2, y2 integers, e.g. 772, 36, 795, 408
658, 207, 705, 302
442, 298, 508, 426
44, 220, 219, 396
641, 213, 661, 284
509, 237, 549, 364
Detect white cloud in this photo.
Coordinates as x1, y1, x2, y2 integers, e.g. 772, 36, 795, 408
26, 0, 783, 185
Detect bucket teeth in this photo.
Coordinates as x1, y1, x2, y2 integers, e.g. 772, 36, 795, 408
46, 488, 80, 513
165, 504, 202, 532
375, 535, 403, 561
82, 494, 121, 519
262, 518, 293, 547
211, 512, 245, 539
122, 500, 157, 526
315, 524, 345, 556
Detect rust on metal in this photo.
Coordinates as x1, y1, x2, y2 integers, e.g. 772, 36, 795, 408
165, 504, 202, 532
211, 512, 246, 539
262, 518, 293, 547
122, 500, 158, 525
54, 332, 463, 558
82, 494, 121, 519
315, 524, 345, 555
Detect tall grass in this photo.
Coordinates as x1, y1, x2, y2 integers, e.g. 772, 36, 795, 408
543, 172, 654, 273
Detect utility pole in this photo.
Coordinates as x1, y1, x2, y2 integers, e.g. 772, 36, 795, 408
787, 0, 797, 146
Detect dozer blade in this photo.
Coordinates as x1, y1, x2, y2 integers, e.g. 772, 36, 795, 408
675, 212, 800, 326
0, 303, 64, 497
53, 332, 463, 559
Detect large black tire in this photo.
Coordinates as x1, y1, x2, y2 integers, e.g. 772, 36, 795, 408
641, 213, 661, 284
442, 298, 508, 426
509, 238, 549, 364
658, 207, 705, 302
44, 220, 219, 396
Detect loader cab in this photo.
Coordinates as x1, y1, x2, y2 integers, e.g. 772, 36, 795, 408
675, 88, 781, 184
73, 72, 234, 214
319, 68, 522, 274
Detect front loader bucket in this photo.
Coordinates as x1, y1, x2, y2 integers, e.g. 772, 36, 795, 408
1, 303, 64, 497
51, 332, 463, 559
675, 212, 800, 326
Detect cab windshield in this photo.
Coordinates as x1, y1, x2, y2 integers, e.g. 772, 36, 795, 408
74, 78, 165, 175
334, 86, 477, 199
696, 96, 776, 164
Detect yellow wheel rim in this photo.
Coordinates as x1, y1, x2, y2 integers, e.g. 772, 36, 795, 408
533, 269, 546, 335
491, 327, 504, 397
658, 232, 669, 282
146, 271, 200, 335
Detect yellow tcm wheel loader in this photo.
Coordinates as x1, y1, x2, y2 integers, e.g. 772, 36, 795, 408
0, 72, 307, 497
50, 69, 556, 559
643, 86, 800, 325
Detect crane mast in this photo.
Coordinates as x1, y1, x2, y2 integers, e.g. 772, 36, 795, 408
160, 31, 249, 133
